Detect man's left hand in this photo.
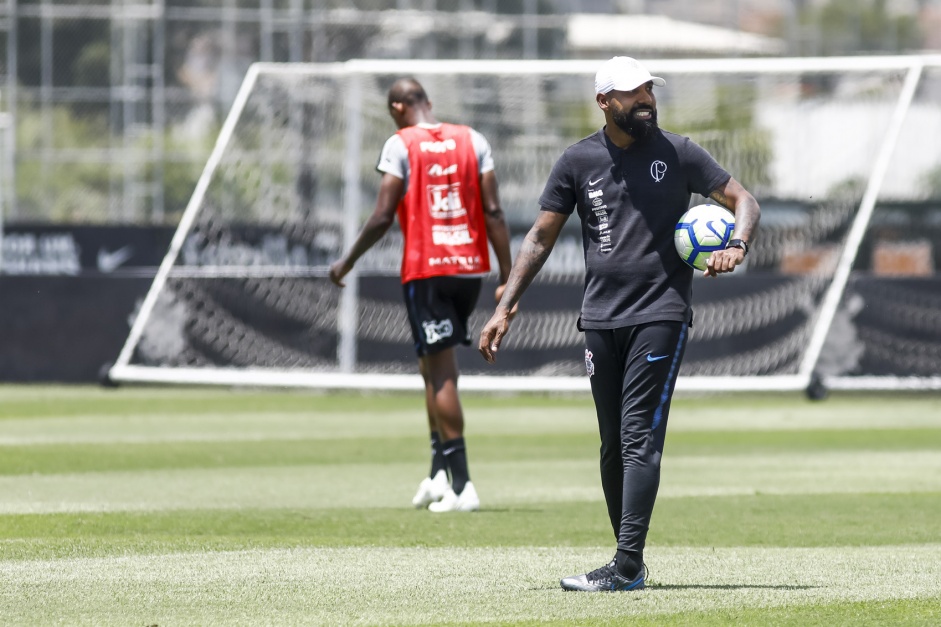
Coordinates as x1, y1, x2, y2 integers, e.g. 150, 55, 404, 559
329, 259, 352, 287
704, 248, 745, 277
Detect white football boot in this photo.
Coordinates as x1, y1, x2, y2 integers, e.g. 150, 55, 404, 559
428, 481, 479, 513
411, 469, 449, 508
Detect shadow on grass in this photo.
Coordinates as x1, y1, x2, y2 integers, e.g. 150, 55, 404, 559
650, 583, 818, 591
526, 583, 819, 591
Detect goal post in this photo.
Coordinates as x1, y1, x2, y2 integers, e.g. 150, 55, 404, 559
797, 59, 924, 388
109, 55, 941, 393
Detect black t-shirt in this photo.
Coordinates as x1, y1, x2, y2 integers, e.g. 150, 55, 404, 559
539, 128, 731, 330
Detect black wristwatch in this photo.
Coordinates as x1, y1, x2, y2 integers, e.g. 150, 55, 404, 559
726, 239, 748, 256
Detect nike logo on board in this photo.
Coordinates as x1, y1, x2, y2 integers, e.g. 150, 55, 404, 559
97, 245, 134, 273
646, 353, 669, 362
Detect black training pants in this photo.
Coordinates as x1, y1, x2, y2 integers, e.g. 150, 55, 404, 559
583, 321, 688, 555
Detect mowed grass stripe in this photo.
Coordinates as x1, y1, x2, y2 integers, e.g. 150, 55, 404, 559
0, 387, 435, 418
1, 389, 939, 432
0, 388, 595, 422
459, 597, 941, 627
2, 449, 940, 514
3, 429, 941, 475
0, 406, 599, 443
0, 461, 595, 514
3, 492, 940, 557
1, 545, 940, 626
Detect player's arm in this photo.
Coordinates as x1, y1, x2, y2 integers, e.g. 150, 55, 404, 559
704, 177, 760, 278
480, 170, 512, 285
479, 169, 519, 318
478, 209, 568, 363
329, 173, 404, 287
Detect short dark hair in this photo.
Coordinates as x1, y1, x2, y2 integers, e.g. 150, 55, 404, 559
388, 78, 428, 108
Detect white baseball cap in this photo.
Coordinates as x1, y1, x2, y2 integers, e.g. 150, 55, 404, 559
594, 56, 665, 95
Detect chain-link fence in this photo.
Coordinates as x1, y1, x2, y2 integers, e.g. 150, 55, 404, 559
0, 0, 937, 224
0, 0, 938, 224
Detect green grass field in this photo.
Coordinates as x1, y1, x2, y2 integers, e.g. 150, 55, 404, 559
1, 386, 940, 626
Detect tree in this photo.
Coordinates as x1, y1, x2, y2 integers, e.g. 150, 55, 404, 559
799, 0, 922, 55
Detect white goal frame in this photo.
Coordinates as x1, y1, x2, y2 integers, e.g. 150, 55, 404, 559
110, 55, 941, 394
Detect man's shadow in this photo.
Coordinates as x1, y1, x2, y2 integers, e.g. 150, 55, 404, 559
533, 583, 818, 591
651, 583, 818, 591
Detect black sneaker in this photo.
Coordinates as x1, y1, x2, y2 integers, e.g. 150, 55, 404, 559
560, 559, 646, 592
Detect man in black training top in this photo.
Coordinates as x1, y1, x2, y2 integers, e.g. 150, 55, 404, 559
479, 56, 760, 591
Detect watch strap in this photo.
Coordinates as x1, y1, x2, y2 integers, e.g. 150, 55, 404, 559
726, 239, 748, 255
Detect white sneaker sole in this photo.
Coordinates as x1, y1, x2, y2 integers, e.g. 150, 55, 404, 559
428, 483, 479, 513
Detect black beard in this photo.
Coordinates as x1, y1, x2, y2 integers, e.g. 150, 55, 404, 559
612, 106, 658, 139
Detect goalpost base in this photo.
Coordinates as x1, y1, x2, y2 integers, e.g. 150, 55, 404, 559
110, 364, 812, 394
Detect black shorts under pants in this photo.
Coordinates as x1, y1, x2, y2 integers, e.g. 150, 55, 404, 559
402, 276, 482, 357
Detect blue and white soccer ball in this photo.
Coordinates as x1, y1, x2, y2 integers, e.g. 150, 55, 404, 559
674, 204, 736, 271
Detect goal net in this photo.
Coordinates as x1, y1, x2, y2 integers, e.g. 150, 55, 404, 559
110, 56, 941, 393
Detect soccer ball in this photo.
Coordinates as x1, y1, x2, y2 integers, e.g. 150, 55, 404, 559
674, 204, 736, 271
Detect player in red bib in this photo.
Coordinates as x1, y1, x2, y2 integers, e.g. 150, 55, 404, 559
330, 78, 514, 512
